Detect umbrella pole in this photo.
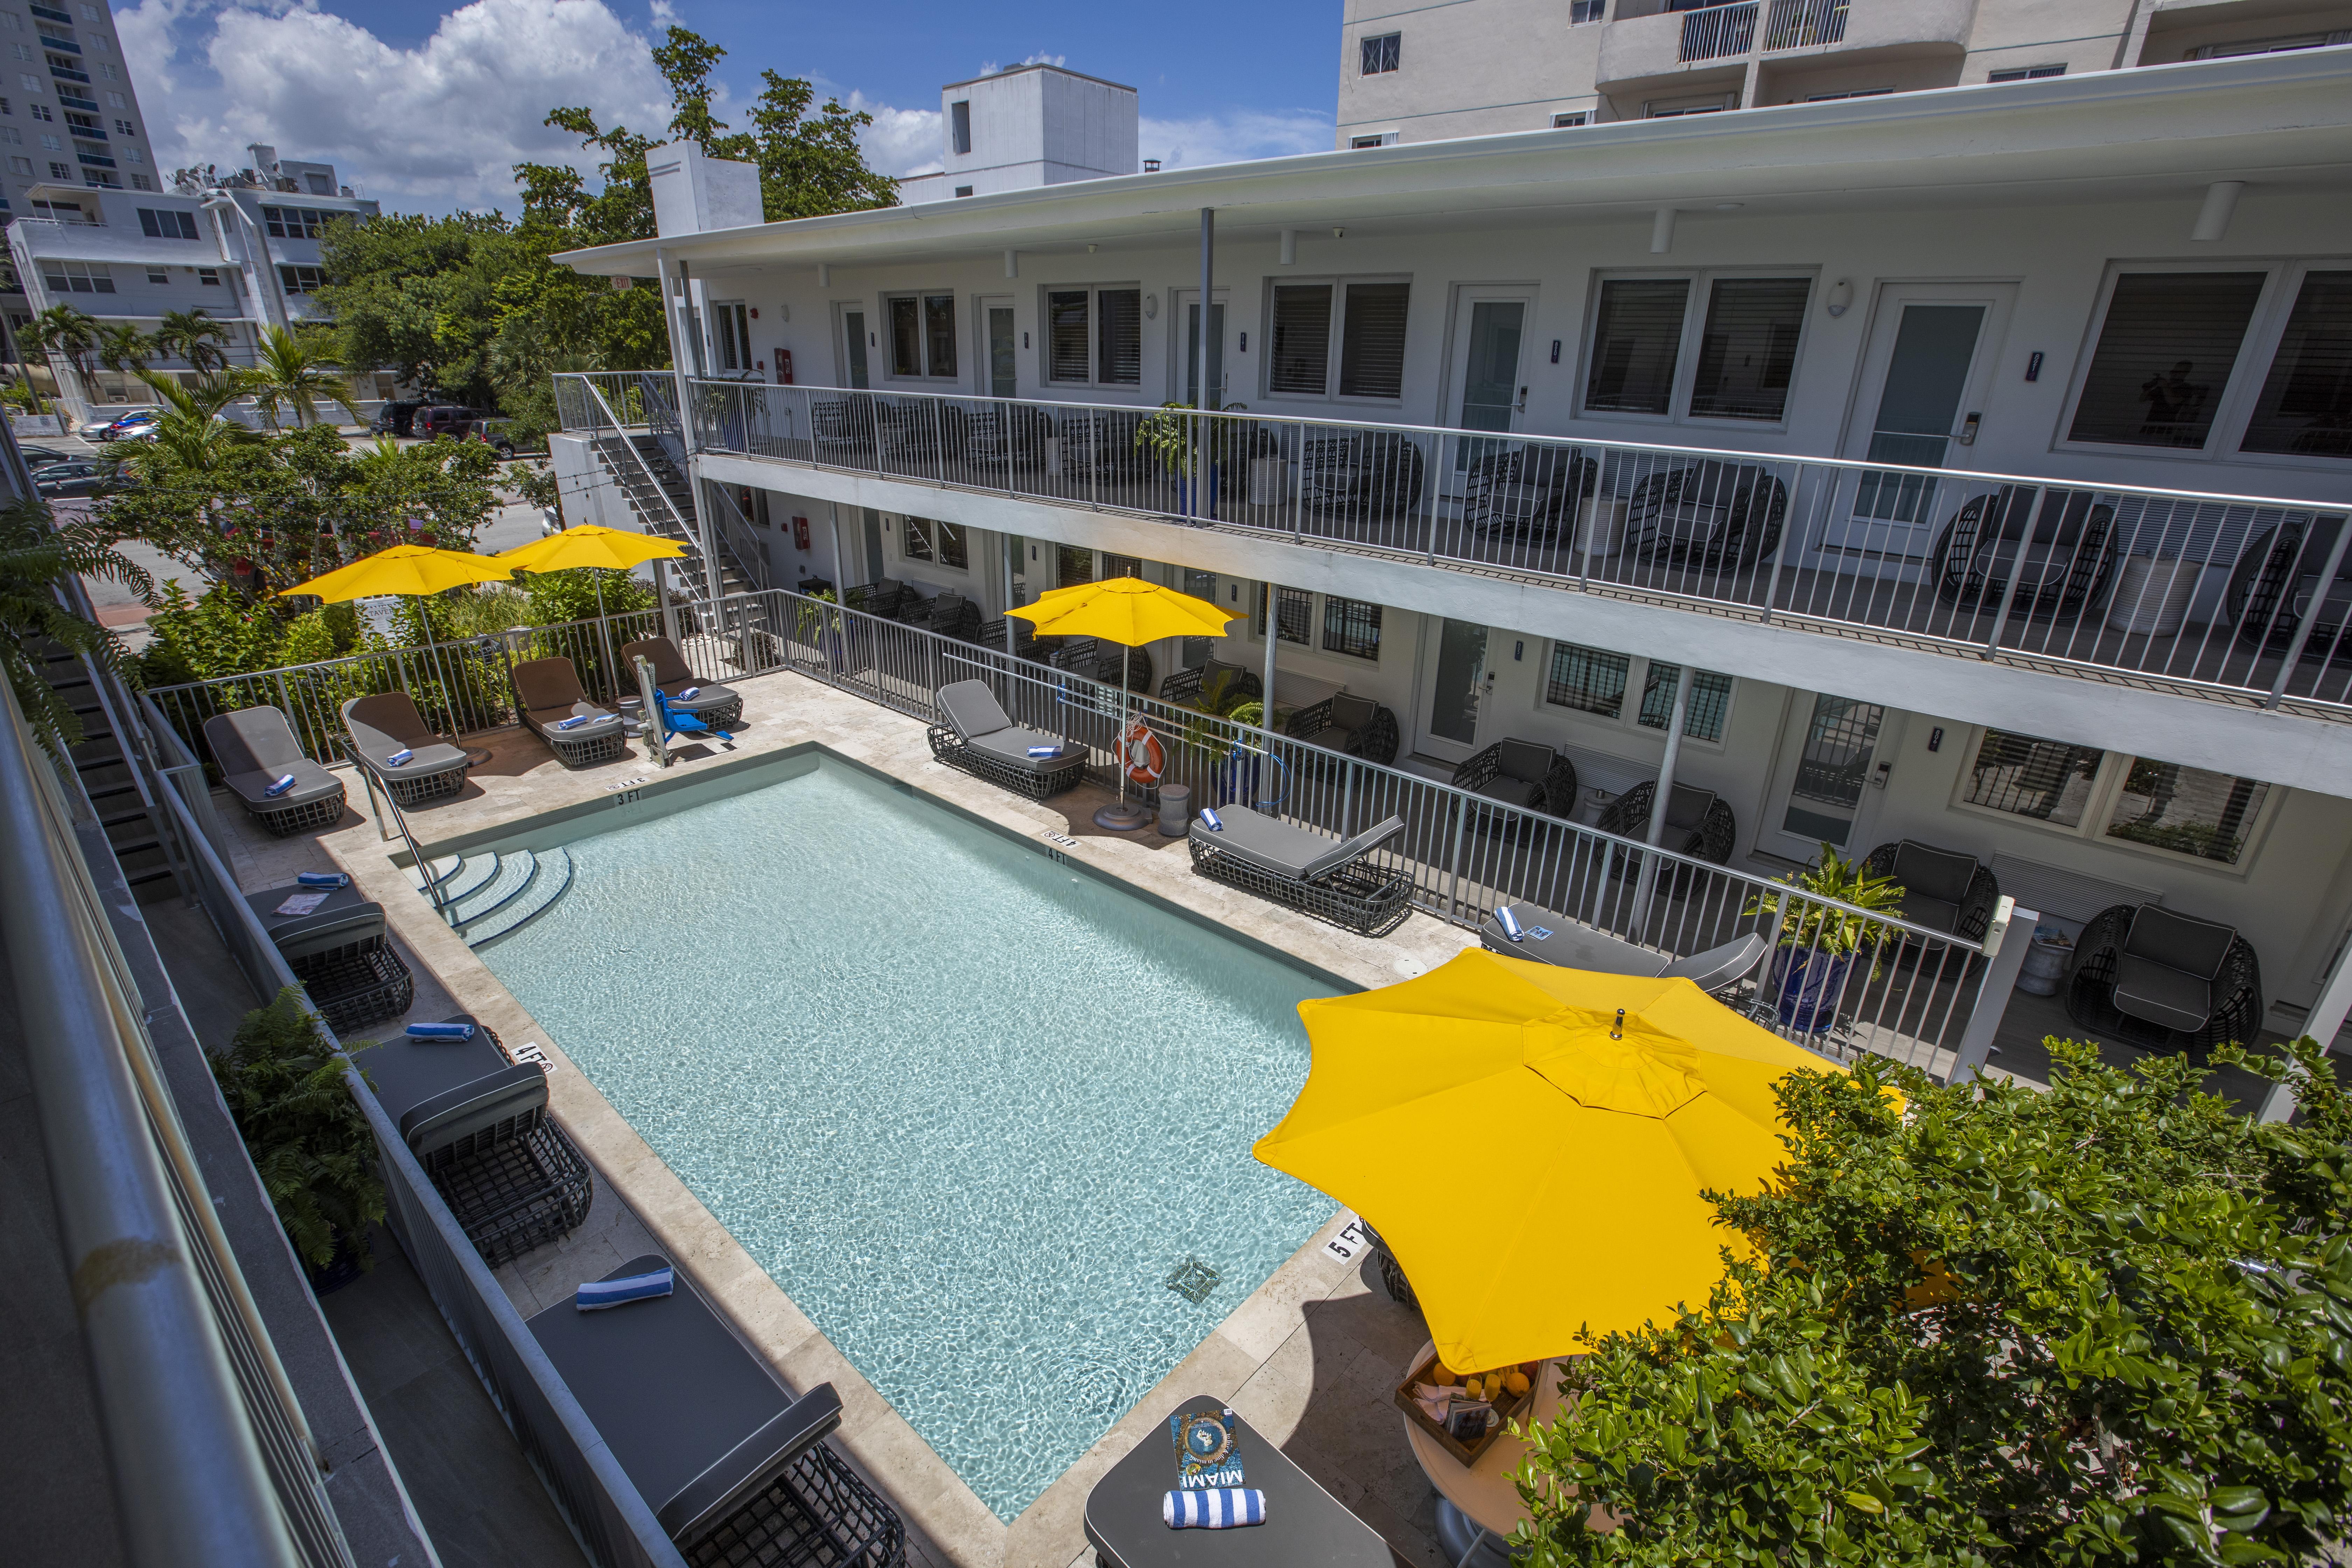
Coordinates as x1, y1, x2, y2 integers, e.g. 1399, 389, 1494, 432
1092, 642, 1151, 832
593, 572, 621, 707
421, 594, 493, 766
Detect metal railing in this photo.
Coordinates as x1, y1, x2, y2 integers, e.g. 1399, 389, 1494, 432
1763, 0, 1846, 49
656, 377, 2352, 719
703, 475, 775, 590
558, 372, 718, 607
1680, 0, 1758, 59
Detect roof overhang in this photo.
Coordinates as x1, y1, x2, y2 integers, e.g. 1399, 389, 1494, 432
554, 48, 2352, 280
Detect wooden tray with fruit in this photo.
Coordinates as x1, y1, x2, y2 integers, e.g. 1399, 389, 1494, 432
1391, 1350, 1540, 1465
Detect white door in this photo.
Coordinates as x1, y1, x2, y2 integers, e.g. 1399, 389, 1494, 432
1169, 288, 1233, 407
835, 303, 872, 389
1416, 617, 1491, 762
1824, 282, 2016, 559
976, 294, 1016, 399
1444, 287, 1534, 473
1764, 692, 1889, 860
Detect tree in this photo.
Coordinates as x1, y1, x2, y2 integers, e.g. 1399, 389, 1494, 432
1517, 1040, 2352, 1568
96, 321, 153, 379
152, 308, 232, 375
130, 368, 264, 475
26, 303, 99, 406
316, 211, 510, 401
0, 494, 152, 756
249, 325, 358, 430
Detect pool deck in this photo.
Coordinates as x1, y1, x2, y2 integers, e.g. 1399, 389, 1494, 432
215, 665, 1479, 1568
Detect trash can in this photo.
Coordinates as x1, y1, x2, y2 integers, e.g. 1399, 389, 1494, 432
2016, 929, 2074, 997
1157, 783, 1191, 838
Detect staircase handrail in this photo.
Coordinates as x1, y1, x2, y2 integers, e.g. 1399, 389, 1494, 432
343, 744, 455, 925
572, 374, 711, 611
701, 477, 771, 592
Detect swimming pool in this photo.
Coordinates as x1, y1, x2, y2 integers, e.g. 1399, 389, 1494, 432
476, 754, 1338, 1519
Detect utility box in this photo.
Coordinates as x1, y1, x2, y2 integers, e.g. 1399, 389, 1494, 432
648, 142, 763, 237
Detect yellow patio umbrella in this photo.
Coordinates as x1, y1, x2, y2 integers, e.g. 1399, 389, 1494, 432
279, 543, 516, 763
1009, 576, 1233, 829
498, 524, 689, 699
1252, 948, 1847, 1373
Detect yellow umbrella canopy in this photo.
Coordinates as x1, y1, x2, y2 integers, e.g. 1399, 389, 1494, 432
1252, 948, 1845, 1373
495, 524, 687, 573
277, 542, 514, 603
1007, 575, 1233, 647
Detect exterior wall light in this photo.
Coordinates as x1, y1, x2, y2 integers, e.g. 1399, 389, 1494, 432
1826, 278, 1853, 317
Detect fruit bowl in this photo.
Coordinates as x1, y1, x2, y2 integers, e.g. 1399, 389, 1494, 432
1391, 1349, 1543, 1465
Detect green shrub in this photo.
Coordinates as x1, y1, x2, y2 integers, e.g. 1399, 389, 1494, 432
208, 988, 382, 1271
521, 566, 654, 626
138, 579, 287, 687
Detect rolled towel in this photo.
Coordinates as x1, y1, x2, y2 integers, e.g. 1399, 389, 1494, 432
296, 872, 350, 889
384, 748, 414, 768
263, 773, 299, 798
1164, 1489, 1265, 1530
1496, 905, 1528, 943
1199, 807, 1223, 832
680, 686, 700, 700
576, 1265, 674, 1312
1026, 744, 1061, 758
405, 1021, 475, 1041
556, 714, 593, 731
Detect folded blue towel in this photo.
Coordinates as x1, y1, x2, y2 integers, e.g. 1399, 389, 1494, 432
296, 872, 349, 889
1026, 744, 1061, 758
576, 1266, 674, 1312
384, 748, 414, 768
680, 686, 699, 700
1199, 807, 1223, 831
405, 1021, 474, 1041
1164, 1489, 1265, 1529
556, 714, 592, 731
1496, 905, 1527, 943
263, 773, 299, 797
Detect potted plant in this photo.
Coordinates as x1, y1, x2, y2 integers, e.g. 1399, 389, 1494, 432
1136, 400, 1270, 513
1744, 842, 1906, 1035
208, 987, 383, 1294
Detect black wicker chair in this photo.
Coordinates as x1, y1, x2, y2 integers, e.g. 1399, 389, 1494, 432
2065, 903, 2263, 1062
1598, 781, 1737, 887
810, 397, 877, 460
841, 578, 913, 619
1049, 637, 1154, 694
1160, 659, 1262, 713
2224, 517, 2352, 662
1303, 430, 1427, 526
1625, 461, 1786, 570
875, 399, 967, 468
1451, 738, 1579, 832
963, 402, 1052, 471
1861, 840, 2000, 944
243, 884, 414, 1035
1461, 446, 1598, 539
1295, 692, 1400, 767
926, 679, 1086, 800
1930, 485, 2117, 620
913, 591, 985, 643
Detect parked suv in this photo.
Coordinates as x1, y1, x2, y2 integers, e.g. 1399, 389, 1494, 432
415, 404, 494, 439
460, 417, 523, 458
370, 398, 434, 438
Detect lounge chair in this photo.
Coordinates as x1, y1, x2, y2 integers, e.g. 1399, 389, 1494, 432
2226, 517, 2352, 659
341, 693, 470, 807
243, 882, 414, 1033
1862, 839, 1999, 942
1598, 780, 1737, 877
363, 1014, 592, 1269
1452, 738, 1579, 830
1296, 692, 1400, 766
927, 679, 1087, 799
619, 636, 743, 729
204, 705, 346, 835
512, 657, 628, 769
528, 1255, 907, 1566
1188, 806, 1412, 937
1478, 903, 1768, 996
2065, 903, 2263, 1062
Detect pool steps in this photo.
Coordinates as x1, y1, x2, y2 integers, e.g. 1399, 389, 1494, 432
407, 847, 575, 947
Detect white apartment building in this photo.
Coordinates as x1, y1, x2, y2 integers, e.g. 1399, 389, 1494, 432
550, 46, 2352, 1082
1336, 0, 2352, 145
898, 62, 1140, 204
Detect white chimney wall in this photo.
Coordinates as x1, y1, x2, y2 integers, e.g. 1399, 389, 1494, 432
648, 142, 765, 237
909, 64, 1138, 204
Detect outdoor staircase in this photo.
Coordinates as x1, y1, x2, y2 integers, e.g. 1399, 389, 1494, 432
38, 643, 179, 902
588, 433, 756, 600
409, 846, 574, 946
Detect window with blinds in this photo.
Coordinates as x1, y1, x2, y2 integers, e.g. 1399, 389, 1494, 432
905, 518, 968, 569
924, 294, 956, 378
1637, 663, 1733, 741
1584, 279, 1689, 414
1321, 596, 1383, 660
1269, 284, 1332, 394
1254, 584, 1313, 643
888, 296, 922, 378
1545, 643, 1628, 718
1047, 291, 1090, 382
2067, 272, 2264, 449
1097, 288, 1141, 385
1057, 544, 1094, 586
1101, 553, 1142, 580
1687, 278, 1808, 421
2104, 759, 2269, 865
1338, 282, 1410, 399
1963, 730, 2104, 825
2241, 271, 2352, 458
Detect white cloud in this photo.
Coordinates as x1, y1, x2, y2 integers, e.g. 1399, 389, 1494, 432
1142, 107, 1332, 170
844, 90, 941, 178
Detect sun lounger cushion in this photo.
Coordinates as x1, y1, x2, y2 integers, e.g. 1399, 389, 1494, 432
1657, 933, 1770, 993
342, 695, 468, 775
205, 707, 342, 810
968, 727, 1073, 769
363, 1014, 513, 1127
242, 884, 383, 962
397, 1062, 549, 1154
1192, 806, 1402, 882
2123, 905, 2236, 979
2113, 957, 2214, 1034
937, 678, 1017, 741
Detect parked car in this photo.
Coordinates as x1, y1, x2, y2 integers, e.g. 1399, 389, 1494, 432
94, 409, 160, 442
72, 414, 119, 440
415, 404, 494, 439
34, 458, 127, 498
17, 444, 72, 468
461, 417, 522, 458
369, 397, 447, 438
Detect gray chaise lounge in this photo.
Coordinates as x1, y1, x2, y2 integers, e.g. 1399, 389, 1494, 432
512, 656, 628, 768
619, 636, 744, 730
364, 1014, 592, 1270
204, 705, 345, 835
927, 679, 1086, 799
1478, 903, 1768, 996
341, 693, 470, 807
1188, 806, 1413, 937
527, 1254, 907, 1565
243, 881, 414, 1033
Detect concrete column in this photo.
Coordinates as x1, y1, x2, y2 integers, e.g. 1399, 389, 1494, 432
2261, 934, 2352, 1123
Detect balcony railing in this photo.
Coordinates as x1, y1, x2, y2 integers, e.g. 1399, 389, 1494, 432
564, 375, 2352, 721
49, 61, 90, 84
1763, 0, 1847, 49
1680, 1, 1757, 61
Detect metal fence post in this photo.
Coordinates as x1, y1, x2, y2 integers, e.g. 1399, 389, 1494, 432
2266, 516, 2352, 707
1946, 897, 2037, 1084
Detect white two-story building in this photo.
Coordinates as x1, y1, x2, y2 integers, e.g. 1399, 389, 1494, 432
549, 45, 2352, 1088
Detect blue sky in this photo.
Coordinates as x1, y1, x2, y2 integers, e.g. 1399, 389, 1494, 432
116, 0, 1339, 215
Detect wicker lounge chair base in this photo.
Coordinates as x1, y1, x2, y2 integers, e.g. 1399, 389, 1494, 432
379, 763, 468, 808
1188, 838, 1415, 937
926, 726, 1085, 799
681, 1441, 908, 1568
425, 1120, 595, 1270
249, 788, 348, 836
289, 944, 414, 1034
677, 694, 744, 730
543, 727, 629, 769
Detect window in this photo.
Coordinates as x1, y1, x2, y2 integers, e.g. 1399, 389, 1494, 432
1101, 553, 1143, 581
136, 205, 195, 239
1802, 88, 1893, 101
1337, 282, 1409, 398
277, 264, 322, 294
46, 160, 66, 177
1254, 585, 1313, 644
128, 171, 146, 189
1056, 543, 1093, 587
1637, 663, 1733, 742
950, 99, 971, 155
261, 204, 329, 239
2187, 30, 2352, 59
198, 267, 219, 285
0, 126, 13, 143
121, 145, 137, 163
953, 185, 973, 197
1321, 596, 1383, 660
106, 91, 123, 108
711, 300, 749, 372
38, 258, 110, 292
1646, 95, 1729, 118
1571, 0, 1607, 20
99, 63, 116, 81
19, 74, 38, 91
901, 517, 967, 569
8, 43, 27, 61
1265, 279, 1411, 401
1988, 64, 2065, 81
2103, 760, 2269, 866
1041, 285, 1139, 386
1270, 284, 1331, 394
111, 117, 128, 134
1349, 134, 1386, 149
63, 108, 93, 131
1583, 272, 1812, 424
6, 155, 27, 174
1546, 643, 1628, 718
143, 265, 164, 284
1360, 32, 1400, 74
1962, 730, 2103, 826
2067, 272, 2264, 449
884, 292, 956, 378
2240, 271, 2352, 458
35, 130, 53, 148
1551, 111, 1589, 127
28, 100, 48, 119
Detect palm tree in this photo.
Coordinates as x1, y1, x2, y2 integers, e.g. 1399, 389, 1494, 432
128, 367, 263, 475
249, 325, 357, 431
0, 494, 153, 758
152, 308, 231, 376
96, 321, 154, 383
26, 304, 99, 407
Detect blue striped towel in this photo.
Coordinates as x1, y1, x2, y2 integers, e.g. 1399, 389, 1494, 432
1496, 905, 1527, 943
263, 773, 299, 798
1163, 1489, 1265, 1529
384, 749, 414, 768
680, 686, 700, 700
1199, 807, 1223, 831
1026, 744, 1061, 758
296, 872, 349, 888
556, 714, 592, 730
405, 1021, 474, 1041
577, 1266, 673, 1311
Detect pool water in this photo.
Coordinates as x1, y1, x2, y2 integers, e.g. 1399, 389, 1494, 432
478, 756, 1336, 1519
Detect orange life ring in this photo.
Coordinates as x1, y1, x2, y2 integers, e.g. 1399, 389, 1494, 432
1122, 718, 1166, 784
